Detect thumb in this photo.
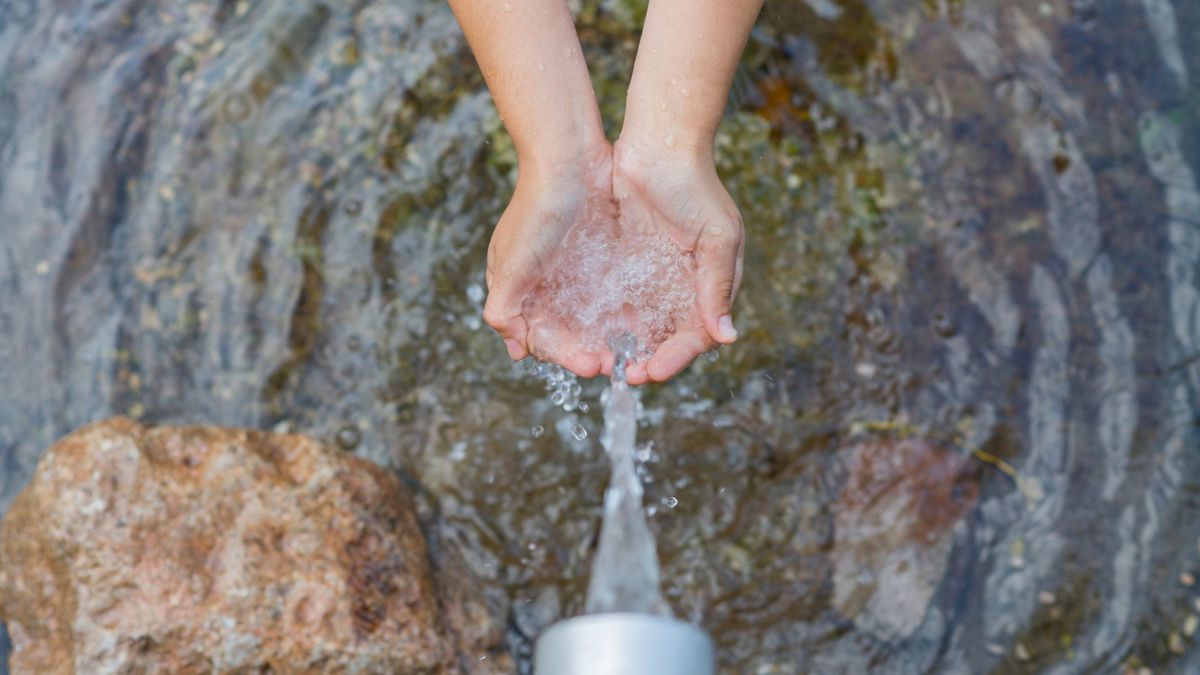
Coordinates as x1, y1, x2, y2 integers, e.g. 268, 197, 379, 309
695, 217, 743, 345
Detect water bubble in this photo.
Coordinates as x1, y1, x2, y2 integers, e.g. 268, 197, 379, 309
679, 87, 692, 98
531, 424, 545, 438
550, 390, 566, 406
335, 424, 361, 451
662, 496, 678, 509
504, 2, 513, 11
571, 423, 588, 441
578, 401, 589, 412
342, 199, 362, 216
664, 134, 676, 149
562, 46, 573, 59
537, 62, 544, 73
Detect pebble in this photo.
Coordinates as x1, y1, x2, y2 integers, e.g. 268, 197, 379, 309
855, 362, 877, 378
1168, 631, 1185, 654
335, 425, 361, 451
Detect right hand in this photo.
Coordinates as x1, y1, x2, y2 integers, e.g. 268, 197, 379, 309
483, 142, 614, 379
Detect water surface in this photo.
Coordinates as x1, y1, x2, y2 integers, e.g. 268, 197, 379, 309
2, 0, 1200, 672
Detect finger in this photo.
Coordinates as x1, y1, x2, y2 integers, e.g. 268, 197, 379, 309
598, 346, 617, 378
599, 347, 649, 386
528, 321, 602, 379
646, 328, 714, 382
482, 294, 530, 360
625, 359, 651, 386
695, 216, 744, 345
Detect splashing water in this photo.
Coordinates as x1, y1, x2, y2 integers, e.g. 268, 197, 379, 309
585, 340, 671, 617
522, 197, 697, 362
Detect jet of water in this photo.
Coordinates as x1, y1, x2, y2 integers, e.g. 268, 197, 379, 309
585, 337, 672, 617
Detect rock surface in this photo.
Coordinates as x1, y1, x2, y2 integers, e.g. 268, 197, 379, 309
0, 418, 508, 674
832, 436, 979, 641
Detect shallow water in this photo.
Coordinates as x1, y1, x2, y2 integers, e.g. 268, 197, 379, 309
1, 0, 1200, 672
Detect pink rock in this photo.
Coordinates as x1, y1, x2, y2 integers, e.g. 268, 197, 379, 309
0, 418, 509, 674
833, 436, 979, 640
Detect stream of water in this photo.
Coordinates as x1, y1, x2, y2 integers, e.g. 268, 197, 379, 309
585, 346, 670, 618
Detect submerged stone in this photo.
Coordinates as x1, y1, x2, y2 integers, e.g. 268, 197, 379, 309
832, 436, 978, 641
0, 418, 508, 674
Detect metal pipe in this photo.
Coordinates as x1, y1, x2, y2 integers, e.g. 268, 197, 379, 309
534, 613, 715, 675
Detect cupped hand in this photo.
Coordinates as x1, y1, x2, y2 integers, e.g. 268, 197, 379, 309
483, 143, 615, 379
609, 137, 745, 385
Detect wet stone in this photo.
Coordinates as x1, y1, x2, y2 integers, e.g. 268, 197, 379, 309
832, 435, 978, 641
0, 418, 510, 673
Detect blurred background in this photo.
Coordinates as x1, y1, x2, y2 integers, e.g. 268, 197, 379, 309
1, 0, 1198, 672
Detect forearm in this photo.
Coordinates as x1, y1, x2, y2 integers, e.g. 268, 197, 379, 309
449, 0, 606, 177
621, 0, 763, 159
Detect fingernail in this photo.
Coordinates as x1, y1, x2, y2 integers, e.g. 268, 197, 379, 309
718, 315, 738, 342
504, 339, 523, 359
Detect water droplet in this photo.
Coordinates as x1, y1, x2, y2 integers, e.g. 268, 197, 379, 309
531, 425, 545, 438
659, 102, 667, 111
662, 496, 678, 508
537, 62, 544, 72
571, 423, 587, 441
504, 2, 514, 11
679, 87, 692, 98
563, 46, 573, 59
578, 401, 589, 412
664, 134, 676, 149
335, 425, 361, 451
342, 199, 362, 216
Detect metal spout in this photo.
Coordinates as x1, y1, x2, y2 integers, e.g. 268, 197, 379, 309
534, 613, 715, 675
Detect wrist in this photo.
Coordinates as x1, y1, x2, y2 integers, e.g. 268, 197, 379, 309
518, 133, 608, 184
620, 91, 716, 166
518, 134, 613, 193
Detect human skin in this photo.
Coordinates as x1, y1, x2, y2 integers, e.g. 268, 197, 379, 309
615, 0, 762, 383
448, 0, 763, 383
